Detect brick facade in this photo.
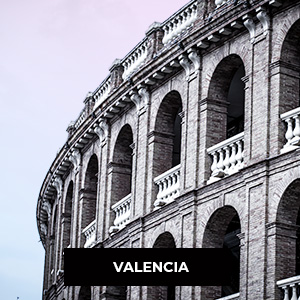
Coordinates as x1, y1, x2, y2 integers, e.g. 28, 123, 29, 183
37, 1, 300, 299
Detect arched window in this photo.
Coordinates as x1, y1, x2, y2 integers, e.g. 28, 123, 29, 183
111, 125, 133, 203
147, 232, 176, 300
152, 91, 182, 209
63, 181, 73, 249
109, 125, 133, 232
207, 55, 246, 181
202, 206, 241, 299
208, 55, 245, 142
154, 91, 182, 173
278, 20, 300, 152
81, 155, 98, 247
275, 180, 300, 282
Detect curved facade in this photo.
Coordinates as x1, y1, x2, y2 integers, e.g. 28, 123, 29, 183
37, 0, 300, 299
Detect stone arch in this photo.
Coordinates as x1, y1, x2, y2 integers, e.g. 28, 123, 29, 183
153, 90, 183, 173
81, 154, 98, 231
280, 18, 300, 111
153, 231, 176, 248
108, 124, 134, 230
147, 232, 176, 300
272, 11, 300, 63
207, 54, 245, 142
145, 220, 181, 248
111, 124, 134, 204
272, 178, 300, 288
201, 205, 241, 299
63, 181, 73, 249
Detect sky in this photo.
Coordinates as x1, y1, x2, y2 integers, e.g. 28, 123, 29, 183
0, 0, 190, 299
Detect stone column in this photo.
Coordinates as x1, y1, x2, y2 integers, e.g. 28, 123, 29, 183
68, 149, 82, 248
131, 86, 150, 218
145, 22, 164, 62
94, 118, 111, 240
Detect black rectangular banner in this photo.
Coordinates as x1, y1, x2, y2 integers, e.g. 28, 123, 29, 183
64, 248, 235, 286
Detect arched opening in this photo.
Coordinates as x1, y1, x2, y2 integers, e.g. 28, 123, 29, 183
78, 286, 91, 300
104, 286, 127, 300
154, 91, 182, 174
109, 125, 133, 232
206, 55, 245, 181
81, 155, 98, 247
63, 181, 73, 249
112, 125, 133, 203
207, 54, 245, 142
82, 155, 98, 229
153, 232, 176, 249
147, 232, 176, 300
50, 201, 58, 284
202, 206, 241, 299
278, 20, 300, 151
152, 91, 182, 209
280, 20, 300, 111
275, 179, 300, 282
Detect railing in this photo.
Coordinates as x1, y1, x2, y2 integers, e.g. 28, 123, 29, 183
281, 107, 300, 153
162, 1, 198, 45
109, 193, 132, 234
277, 275, 300, 300
216, 293, 240, 300
74, 108, 86, 130
154, 164, 180, 209
122, 40, 148, 80
215, 0, 230, 6
82, 219, 96, 248
207, 132, 244, 183
93, 76, 111, 110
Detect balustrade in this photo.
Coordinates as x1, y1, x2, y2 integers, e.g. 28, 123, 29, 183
277, 275, 300, 300
215, 0, 230, 6
216, 293, 240, 300
122, 40, 148, 80
207, 132, 244, 183
74, 109, 86, 130
93, 76, 111, 110
109, 193, 132, 234
82, 219, 96, 248
154, 164, 180, 209
281, 107, 300, 153
162, 1, 197, 45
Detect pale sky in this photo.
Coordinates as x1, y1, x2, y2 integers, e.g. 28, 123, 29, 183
0, 0, 190, 299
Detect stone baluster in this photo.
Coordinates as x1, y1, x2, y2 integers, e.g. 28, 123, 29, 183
229, 143, 237, 174
281, 107, 300, 153
293, 114, 300, 144
207, 132, 245, 183
277, 275, 300, 300
154, 164, 181, 209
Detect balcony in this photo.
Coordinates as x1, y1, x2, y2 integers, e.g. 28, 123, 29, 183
109, 193, 132, 234
153, 164, 180, 210
82, 219, 96, 248
277, 275, 300, 300
207, 132, 244, 183
281, 107, 300, 153
162, 1, 198, 45
216, 293, 240, 300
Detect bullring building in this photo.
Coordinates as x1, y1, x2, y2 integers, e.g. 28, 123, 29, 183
36, 0, 300, 299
